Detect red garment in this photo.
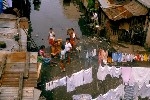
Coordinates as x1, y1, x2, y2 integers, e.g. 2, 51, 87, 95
49, 38, 54, 46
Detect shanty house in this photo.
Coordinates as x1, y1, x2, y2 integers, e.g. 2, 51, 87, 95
97, 0, 149, 46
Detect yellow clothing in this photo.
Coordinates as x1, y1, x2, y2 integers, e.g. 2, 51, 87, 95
143, 53, 148, 61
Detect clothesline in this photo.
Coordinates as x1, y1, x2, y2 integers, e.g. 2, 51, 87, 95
45, 67, 93, 92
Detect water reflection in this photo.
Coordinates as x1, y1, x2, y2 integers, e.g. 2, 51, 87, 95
33, 0, 41, 11
30, 0, 82, 48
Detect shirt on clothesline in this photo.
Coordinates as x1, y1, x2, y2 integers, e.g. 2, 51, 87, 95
72, 94, 92, 100
73, 70, 84, 88
67, 75, 75, 92
124, 85, 134, 100
83, 67, 93, 84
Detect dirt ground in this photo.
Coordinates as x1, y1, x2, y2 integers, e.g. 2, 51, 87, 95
38, 35, 150, 100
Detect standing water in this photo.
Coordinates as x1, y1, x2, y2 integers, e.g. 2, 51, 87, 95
30, 0, 82, 48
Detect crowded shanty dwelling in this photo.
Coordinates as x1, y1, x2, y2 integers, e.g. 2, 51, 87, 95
95, 0, 149, 46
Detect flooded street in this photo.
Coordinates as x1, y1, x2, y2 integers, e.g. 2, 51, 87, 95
30, 0, 82, 48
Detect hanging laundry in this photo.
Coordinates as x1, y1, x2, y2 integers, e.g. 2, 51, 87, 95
137, 83, 147, 98
117, 52, 122, 62
83, 67, 93, 84
133, 83, 139, 99
73, 70, 84, 88
67, 75, 75, 92
46, 83, 48, 91
126, 54, 131, 62
0, 0, 3, 13
141, 84, 150, 98
121, 67, 132, 85
130, 54, 134, 62
58, 76, 67, 86
124, 85, 134, 100
7, 0, 12, 7
102, 89, 116, 100
140, 54, 144, 61
47, 81, 53, 91
93, 49, 96, 56
112, 52, 118, 62
143, 53, 148, 61
97, 65, 111, 81
113, 84, 125, 100
86, 51, 89, 59
3, 0, 9, 10
52, 80, 59, 89
103, 50, 108, 64
93, 94, 105, 100
111, 66, 121, 78
129, 67, 150, 88
121, 53, 127, 62
72, 94, 92, 100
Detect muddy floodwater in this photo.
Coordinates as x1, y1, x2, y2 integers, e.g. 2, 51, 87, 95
30, 0, 82, 48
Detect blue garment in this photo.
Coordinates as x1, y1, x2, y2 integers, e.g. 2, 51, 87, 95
117, 53, 122, 62
0, 2, 3, 13
43, 58, 51, 64
112, 52, 118, 62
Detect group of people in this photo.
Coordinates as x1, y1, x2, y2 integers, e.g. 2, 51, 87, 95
38, 28, 79, 72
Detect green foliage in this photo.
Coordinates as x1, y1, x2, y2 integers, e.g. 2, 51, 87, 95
0, 41, 6, 48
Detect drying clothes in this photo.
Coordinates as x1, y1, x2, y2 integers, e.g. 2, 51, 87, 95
92, 49, 96, 56
103, 89, 116, 100
94, 94, 105, 100
67, 75, 75, 92
130, 54, 134, 62
137, 83, 147, 98
47, 81, 53, 91
121, 67, 132, 85
83, 67, 93, 84
124, 85, 134, 100
107, 57, 112, 63
7, 0, 12, 7
97, 65, 111, 81
140, 54, 144, 61
3, 0, 8, 10
46, 83, 49, 91
86, 51, 89, 59
133, 83, 139, 99
136, 54, 141, 61
117, 53, 122, 62
126, 54, 131, 62
111, 66, 121, 78
52, 80, 59, 90
129, 67, 150, 88
141, 84, 150, 98
112, 52, 118, 62
121, 53, 127, 62
72, 94, 92, 100
73, 70, 84, 88
113, 84, 125, 100
58, 76, 67, 86
143, 53, 148, 61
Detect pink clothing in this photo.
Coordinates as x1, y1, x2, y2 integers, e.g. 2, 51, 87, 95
121, 67, 132, 85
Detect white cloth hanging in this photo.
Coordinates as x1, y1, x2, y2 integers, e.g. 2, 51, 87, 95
73, 70, 84, 88
67, 75, 75, 92
59, 76, 67, 86
86, 51, 89, 59
121, 67, 132, 85
83, 67, 93, 84
72, 94, 92, 100
93, 49, 96, 56
111, 66, 121, 78
129, 67, 150, 88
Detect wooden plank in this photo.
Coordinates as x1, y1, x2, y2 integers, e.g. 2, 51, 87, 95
17, 73, 23, 100
24, 52, 30, 78
0, 55, 7, 78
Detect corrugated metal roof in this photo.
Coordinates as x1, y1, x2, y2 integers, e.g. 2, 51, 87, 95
100, 1, 148, 21
137, 0, 150, 8
124, 1, 148, 16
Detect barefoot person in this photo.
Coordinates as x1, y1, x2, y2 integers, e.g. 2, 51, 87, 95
48, 28, 55, 47
59, 45, 66, 72
65, 38, 72, 64
67, 28, 79, 51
